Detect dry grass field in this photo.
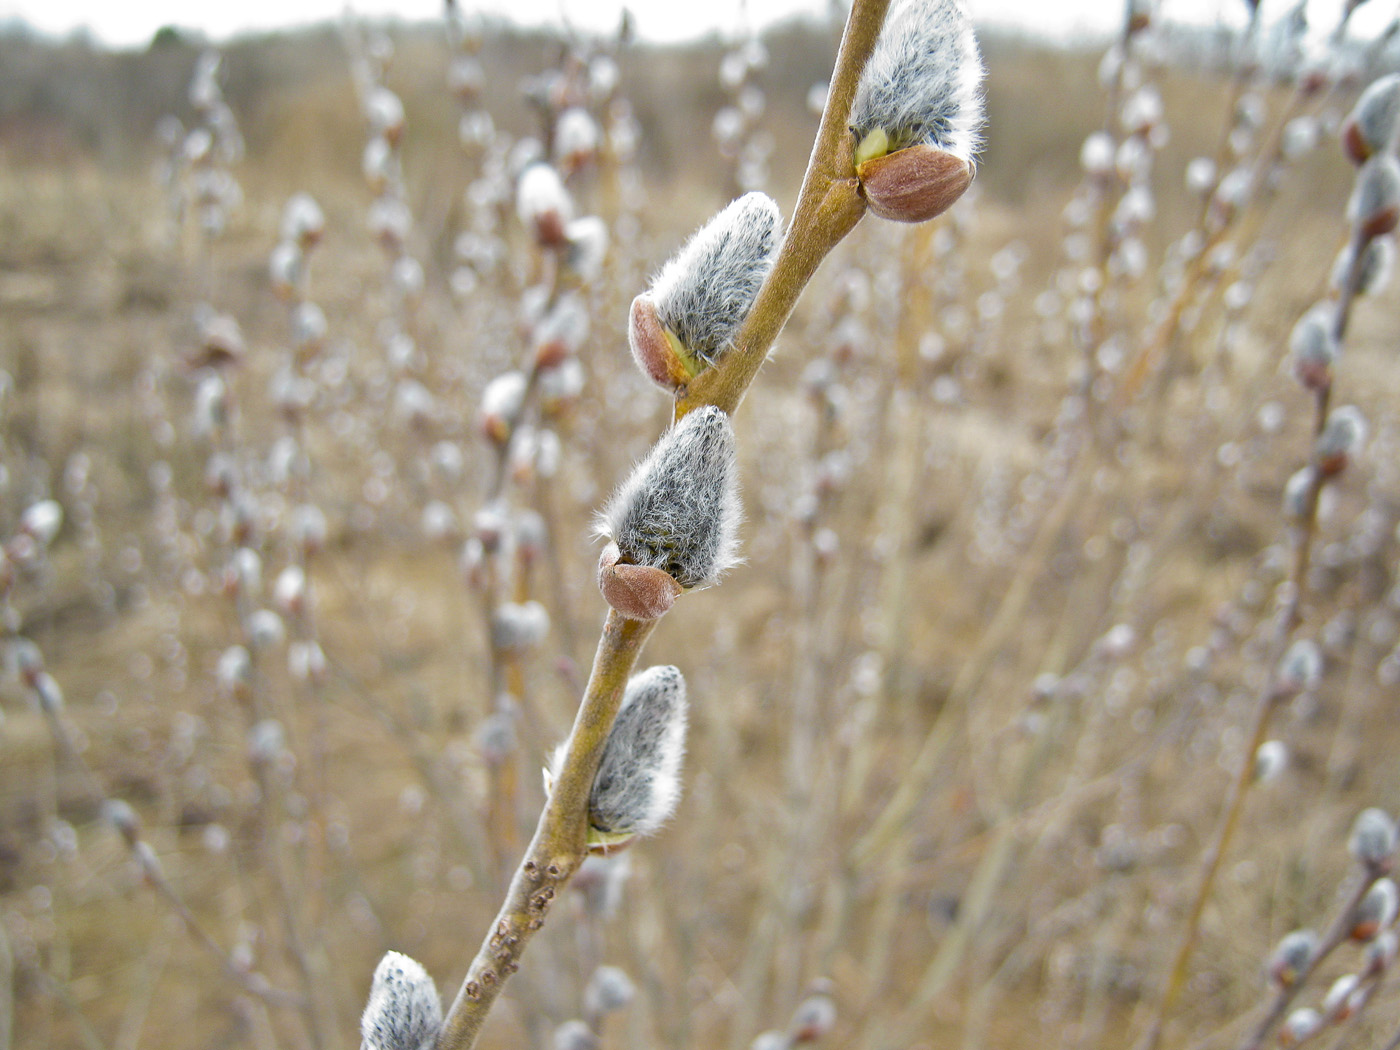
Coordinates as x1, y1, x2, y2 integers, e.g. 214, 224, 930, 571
2, 7, 1400, 1050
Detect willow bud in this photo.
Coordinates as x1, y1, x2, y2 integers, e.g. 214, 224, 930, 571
1333, 235, 1395, 297
597, 407, 741, 618
19, 500, 63, 547
553, 1021, 598, 1050
849, 0, 984, 222
546, 668, 689, 850
1349, 808, 1397, 870
1363, 930, 1397, 976
582, 665, 688, 848
1278, 1008, 1322, 1048
1342, 74, 1400, 165
789, 988, 837, 1042
1323, 974, 1361, 1020
1315, 405, 1367, 477
1351, 878, 1398, 940
365, 87, 406, 146
1348, 155, 1400, 239
584, 965, 636, 1016
1268, 929, 1317, 987
1276, 639, 1323, 695
516, 162, 574, 247
480, 371, 528, 446
629, 193, 781, 389
360, 951, 441, 1050
281, 192, 325, 250
1288, 304, 1338, 393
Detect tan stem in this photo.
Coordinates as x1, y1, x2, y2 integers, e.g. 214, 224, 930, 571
0, 910, 11, 1050
1135, 384, 1336, 1050
1236, 870, 1378, 1050
435, 612, 656, 1050
435, 4, 897, 1045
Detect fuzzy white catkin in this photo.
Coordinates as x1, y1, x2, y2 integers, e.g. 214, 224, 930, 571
552, 1021, 598, 1050
365, 87, 405, 140
1282, 467, 1315, 520
1323, 974, 1361, 1016
564, 217, 609, 281
554, 107, 599, 161
848, 0, 984, 159
790, 991, 837, 1039
361, 951, 442, 1050
20, 500, 63, 546
280, 192, 324, 246
1277, 639, 1323, 693
584, 965, 636, 1015
1350, 808, 1398, 867
1348, 155, 1400, 231
1270, 929, 1318, 986
1334, 235, 1395, 296
585, 665, 688, 837
648, 192, 781, 365
1317, 405, 1367, 462
482, 371, 529, 421
516, 162, 573, 229
1289, 304, 1339, 368
598, 406, 742, 588
1348, 74, 1400, 158
217, 645, 252, 697
1355, 878, 1398, 934
1279, 1008, 1322, 1046
1253, 740, 1288, 782
1365, 930, 1397, 974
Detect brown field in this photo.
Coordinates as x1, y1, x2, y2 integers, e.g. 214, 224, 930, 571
1, 10, 1399, 1050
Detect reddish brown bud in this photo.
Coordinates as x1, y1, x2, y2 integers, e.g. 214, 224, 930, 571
857, 144, 974, 223
597, 542, 682, 620
628, 294, 698, 392
189, 314, 246, 371
534, 338, 570, 371
1301, 66, 1330, 98
1343, 118, 1372, 165
1349, 156, 1400, 238
535, 210, 568, 248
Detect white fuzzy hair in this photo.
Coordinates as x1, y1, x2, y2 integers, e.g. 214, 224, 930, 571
360, 951, 442, 1050
515, 161, 573, 227
849, 0, 985, 161
649, 192, 782, 365
588, 665, 689, 836
597, 406, 742, 589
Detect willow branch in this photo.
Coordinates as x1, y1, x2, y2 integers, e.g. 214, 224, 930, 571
675, 0, 887, 420
434, 6, 893, 1047
434, 612, 656, 1050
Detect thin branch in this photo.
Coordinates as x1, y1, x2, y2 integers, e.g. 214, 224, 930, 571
433, 5, 894, 1046
675, 0, 886, 420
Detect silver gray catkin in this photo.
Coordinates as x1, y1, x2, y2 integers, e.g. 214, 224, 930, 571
587, 664, 688, 837
1344, 73, 1400, 163
646, 192, 782, 366
361, 951, 443, 1050
848, 0, 984, 160
1350, 807, 1398, 870
598, 405, 742, 590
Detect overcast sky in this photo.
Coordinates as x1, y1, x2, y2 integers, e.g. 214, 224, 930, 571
0, 0, 1393, 49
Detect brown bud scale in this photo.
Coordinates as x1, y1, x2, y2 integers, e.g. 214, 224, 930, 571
597, 542, 682, 620
628, 294, 697, 392
1343, 119, 1371, 166
857, 144, 974, 223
